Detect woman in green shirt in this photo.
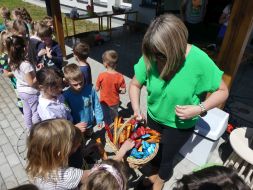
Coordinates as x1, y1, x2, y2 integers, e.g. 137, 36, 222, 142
129, 14, 229, 190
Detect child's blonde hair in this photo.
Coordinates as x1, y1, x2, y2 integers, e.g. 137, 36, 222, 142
37, 23, 53, 38
81, 159, 127, 190
26, 119, 82, 180
102, 50, 118, 69
30, 21, 44, 36
63, 63, 83, 82
43, 16, 53, 27
0, 7, 11, 20
0, 30, 10, 54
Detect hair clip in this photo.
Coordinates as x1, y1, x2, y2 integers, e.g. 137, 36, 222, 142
8, 36, 13, 41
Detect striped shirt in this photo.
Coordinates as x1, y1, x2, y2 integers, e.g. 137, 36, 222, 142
34, 167, 83, 190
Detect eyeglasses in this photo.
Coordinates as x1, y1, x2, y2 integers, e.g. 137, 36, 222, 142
153, 52, 167, 62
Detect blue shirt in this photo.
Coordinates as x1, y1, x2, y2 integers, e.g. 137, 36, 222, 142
80, 65, 92, 85
63, 84, 103, 127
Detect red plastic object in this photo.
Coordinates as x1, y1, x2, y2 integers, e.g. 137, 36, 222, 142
105, 124, 113, 142
226, 124, 234, 133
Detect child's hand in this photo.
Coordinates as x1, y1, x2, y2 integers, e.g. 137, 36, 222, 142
75, 122, 87, 132
119, 139, 135, 153
46, 47, 52, 59
97, 122, 104, 129
36, 63, 44, 70
114, 139, 135, 161
38, 49, 47, 56
119, 87, 126, 94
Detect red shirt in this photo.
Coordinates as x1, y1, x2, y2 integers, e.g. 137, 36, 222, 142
96, 71, 126, 106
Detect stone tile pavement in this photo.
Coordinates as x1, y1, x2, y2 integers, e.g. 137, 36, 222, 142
0, 74, 29, 189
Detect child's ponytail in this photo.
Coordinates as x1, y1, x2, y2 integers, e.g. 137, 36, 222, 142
5, 35, 27, 70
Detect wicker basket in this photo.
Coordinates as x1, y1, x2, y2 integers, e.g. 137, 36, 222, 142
105, 116, 159, 165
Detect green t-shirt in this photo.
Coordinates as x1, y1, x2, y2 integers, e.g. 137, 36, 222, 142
134, 45, 223, 129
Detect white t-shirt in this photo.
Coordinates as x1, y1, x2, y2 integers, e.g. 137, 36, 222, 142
34, 167, 83, 190
12, 60, 38, 94
37, 94, 73, 121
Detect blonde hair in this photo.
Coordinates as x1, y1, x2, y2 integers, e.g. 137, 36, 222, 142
63, 63, 83, 82
81, 159, 127, 190
142, 14, 188, 79
0, 7, 11, 20
26, 119, 82, 180
0, 30, 10, 54
102, 50, 118, 69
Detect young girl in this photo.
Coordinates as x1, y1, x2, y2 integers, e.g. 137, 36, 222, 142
36, 67, 72, 121
6, 35, 40, 129
0, 30, 23, 112
26, 119, 134, 190
81, 159, 128, 190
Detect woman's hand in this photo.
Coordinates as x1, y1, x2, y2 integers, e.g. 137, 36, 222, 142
175, 105, 201, 120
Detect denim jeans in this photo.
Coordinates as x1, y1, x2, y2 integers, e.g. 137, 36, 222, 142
18, 92, 40, 129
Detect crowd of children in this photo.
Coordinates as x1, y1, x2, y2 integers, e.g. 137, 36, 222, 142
0, 5, 251, 190
0, 6, 131, 190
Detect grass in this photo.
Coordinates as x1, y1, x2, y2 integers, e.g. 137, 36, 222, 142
1, 0, 99, 36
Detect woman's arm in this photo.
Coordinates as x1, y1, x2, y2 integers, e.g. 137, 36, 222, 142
175, 79, 229, 119
201, 79, 229, 111
129, 76, 143, 117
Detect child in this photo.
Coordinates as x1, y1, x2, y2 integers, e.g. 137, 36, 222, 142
26, 118, 135, 190
27, 21, 42, 67
11, 8, 22, 21
0, 7, 11, 32
36, 67, 71, 120
96, 50, 126, 125
63, 63, 103, 129
43, 16, 53, 30
6, 35, 40, 129
173, 165, 250, 190
81, 159, 128, 190
218, 2, 232, 43
37, 24, 63, 70
12, 19, 30, 39
0, 30, 23, 112
73, 42, 92, 85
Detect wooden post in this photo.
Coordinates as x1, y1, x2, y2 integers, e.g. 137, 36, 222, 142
46, 0, 66, 57
217, 0, 253, 89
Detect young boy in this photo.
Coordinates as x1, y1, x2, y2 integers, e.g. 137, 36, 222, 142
63, 63, 103, 129
96, 50, 126, 125
73, 42, 92, 85
37, 23, 63, 70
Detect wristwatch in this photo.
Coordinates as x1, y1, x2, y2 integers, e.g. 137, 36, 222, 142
199, 102, 207, 117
